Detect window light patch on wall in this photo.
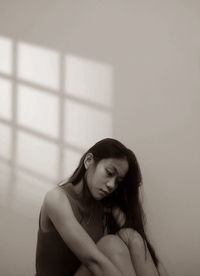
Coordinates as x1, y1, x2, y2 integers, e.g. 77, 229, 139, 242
17, 84, 59, 138
64, 99, 113, 150
0, 36, 13, 75
17, 42, 60, 90
0, 77, 12, 120
0, 124, 12, 160
16, 131, 59, 180
65, 54, 113, 108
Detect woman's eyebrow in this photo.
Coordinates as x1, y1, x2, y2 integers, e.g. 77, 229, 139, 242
109, 166, 125, 178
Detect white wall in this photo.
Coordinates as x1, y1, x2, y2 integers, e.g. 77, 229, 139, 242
0, 1, 200, 275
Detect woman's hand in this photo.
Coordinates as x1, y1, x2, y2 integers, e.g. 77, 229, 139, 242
117, 227, 133, 246
112, 207, 126, 227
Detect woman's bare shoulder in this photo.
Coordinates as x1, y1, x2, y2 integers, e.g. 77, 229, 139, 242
42, 185, 72, 215
45, 185, 65, 201
39, 187, 67, 231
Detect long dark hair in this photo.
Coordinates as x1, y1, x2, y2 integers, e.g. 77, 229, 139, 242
64, 138, 159, 267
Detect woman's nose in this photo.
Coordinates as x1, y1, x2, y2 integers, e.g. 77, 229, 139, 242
106, 178, 116, 191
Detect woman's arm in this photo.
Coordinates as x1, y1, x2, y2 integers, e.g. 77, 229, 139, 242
43, 187, 123, 276
112, 207, 126, 227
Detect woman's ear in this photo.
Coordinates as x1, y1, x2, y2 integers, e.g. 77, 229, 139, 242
84, 153, 94, 169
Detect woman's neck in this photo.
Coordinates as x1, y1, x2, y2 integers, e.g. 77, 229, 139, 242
72, 178, 95, 206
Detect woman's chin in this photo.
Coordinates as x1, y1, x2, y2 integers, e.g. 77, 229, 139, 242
92, 191, 106, 200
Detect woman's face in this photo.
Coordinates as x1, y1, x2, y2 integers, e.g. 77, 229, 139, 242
85, 157, 129, 200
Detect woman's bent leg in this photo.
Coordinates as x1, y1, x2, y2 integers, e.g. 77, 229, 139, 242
117, 228, 160, 276
97, 235, 136, 276
74, 234, 136, 276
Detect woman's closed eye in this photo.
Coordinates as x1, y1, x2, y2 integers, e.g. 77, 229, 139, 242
105, 169, 124, 183
105, 168, 114, 177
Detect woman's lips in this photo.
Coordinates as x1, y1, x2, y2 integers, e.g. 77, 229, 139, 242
99, 189, 109, 196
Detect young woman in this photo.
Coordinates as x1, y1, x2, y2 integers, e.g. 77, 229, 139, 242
35, 138, 168, 276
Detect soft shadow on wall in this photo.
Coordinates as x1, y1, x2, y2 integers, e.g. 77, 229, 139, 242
0, 34, 114, 216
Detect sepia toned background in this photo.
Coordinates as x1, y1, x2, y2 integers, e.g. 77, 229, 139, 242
0, 1, 200, 275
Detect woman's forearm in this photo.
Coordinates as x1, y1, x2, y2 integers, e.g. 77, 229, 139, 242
85, 255, 124, 276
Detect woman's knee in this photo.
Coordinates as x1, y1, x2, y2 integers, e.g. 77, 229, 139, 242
96, 234, 137, 275
97, 234, 129, 257
117, 228, 145, 251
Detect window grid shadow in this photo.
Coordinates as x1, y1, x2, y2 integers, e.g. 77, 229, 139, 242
0, 37, 113, 206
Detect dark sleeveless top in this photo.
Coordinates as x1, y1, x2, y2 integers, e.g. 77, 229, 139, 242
35, 183, 104, 276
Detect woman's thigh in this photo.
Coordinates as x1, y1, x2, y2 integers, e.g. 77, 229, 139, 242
74, 234, 136, 276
